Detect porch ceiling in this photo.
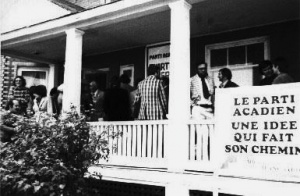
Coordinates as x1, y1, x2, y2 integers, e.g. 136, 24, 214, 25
1, 0, 299, 65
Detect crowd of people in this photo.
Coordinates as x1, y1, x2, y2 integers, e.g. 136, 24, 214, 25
190, 58, 294, 120
1, 57, 295, 128
5, 76, 63, 118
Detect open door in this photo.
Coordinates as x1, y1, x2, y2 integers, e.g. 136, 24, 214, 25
84, 68, 109, 90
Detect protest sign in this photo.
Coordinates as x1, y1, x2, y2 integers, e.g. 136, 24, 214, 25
214, 83, 300, 182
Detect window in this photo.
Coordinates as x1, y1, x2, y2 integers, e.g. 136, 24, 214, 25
120, 64, 134, 87
205, 36, 270, 86
84, 68, 109, 90
17, 67, 49, 89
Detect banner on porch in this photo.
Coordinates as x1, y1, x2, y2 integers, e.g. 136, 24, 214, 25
147, 44, 170, 77
214, 82, 300, 182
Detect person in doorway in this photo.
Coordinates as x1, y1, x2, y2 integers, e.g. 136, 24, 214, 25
89, 81, 105, 121
7, 76, 32, 115
190, 61, 214, 120
103, 76, 132, 121
134, 65, 167, 120
120, 74, 135, 92
218, 68, 239, 88
272, 57, 294, 84
258, 60, 278, 86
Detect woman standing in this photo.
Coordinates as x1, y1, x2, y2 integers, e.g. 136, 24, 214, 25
7, 76, 32, 114
32, 85, 48, 113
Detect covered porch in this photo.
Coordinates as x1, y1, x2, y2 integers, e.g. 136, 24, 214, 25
1, 0, 300, 195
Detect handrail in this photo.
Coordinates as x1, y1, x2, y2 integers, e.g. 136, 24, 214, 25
89, 119, 214, 126
88, 120, 169, 126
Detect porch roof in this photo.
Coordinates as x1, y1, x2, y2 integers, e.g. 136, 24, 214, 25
1, 0, 299, 64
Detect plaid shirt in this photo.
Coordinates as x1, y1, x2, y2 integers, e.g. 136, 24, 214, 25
134, 75, 167, 120
8, 86, 31, 109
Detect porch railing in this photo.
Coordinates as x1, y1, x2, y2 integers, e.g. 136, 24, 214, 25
89, 120, 214, 171
187, 120, 214, 171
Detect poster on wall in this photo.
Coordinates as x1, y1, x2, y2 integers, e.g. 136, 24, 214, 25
147, 44, 170, 77
120, 64, 134, 87
214, 83, 300, 182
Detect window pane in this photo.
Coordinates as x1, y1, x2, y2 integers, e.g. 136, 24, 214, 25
228, 46, 246, 65
22, 71, 47, 87
211, 48, 227, 67
247, 43, 264, 65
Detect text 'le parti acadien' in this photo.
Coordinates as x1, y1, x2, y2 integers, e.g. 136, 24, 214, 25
233, 95, 295, 116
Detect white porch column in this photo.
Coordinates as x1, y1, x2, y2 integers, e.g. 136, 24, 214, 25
63, 28, 84, 112
167, 0, 191, 171
48, 64, 57, 95
166, 2, 191, 195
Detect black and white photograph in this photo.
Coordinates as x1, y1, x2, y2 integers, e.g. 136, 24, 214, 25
0, 0, 299, 195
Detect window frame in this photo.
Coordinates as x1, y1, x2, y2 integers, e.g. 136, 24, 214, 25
120, 64, 134, 87
17, 66, 50, 89
205, 36, 270, 71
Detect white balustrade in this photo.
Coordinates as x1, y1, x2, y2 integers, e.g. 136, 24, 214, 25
89, 120, 168, 168
89, 120, 214, 171
186, 120, 215, 172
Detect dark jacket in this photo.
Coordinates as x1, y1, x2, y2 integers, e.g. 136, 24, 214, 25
224, 81, 239, 88
103, 87, 132, 121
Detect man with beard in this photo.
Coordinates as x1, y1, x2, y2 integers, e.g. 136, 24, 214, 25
190, 61, 215, 119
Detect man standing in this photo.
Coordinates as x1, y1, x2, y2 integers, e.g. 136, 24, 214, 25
258, 60, 278, 85
218, 68, 239, 88
134, 65, 167, 120
272, 57, 294, 84
89, 81, 105, 121
190, 62, 214, 119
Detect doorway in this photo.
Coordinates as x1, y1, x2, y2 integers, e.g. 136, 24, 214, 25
84, 68, 109, 90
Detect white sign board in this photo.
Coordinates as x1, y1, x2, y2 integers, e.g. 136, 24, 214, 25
147, 44, 170, 77
214, 83, 300, 182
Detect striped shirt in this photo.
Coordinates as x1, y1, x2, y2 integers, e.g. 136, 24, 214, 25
8, 86, 31, 111
134, 75, 167, 120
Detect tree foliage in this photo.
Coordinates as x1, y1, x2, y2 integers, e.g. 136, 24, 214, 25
0, 107, 110, 196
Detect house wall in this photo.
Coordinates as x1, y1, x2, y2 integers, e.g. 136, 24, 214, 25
191, 20, 300, 83
0, 56, 16, 108
83, 47, 146, 87
82, 21, 299, 88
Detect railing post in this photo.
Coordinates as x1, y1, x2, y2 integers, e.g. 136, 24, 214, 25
166, 0, 191, 195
